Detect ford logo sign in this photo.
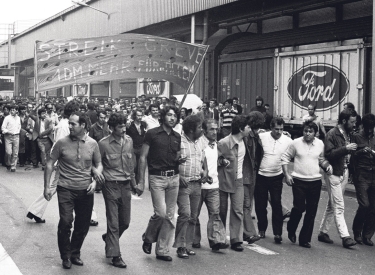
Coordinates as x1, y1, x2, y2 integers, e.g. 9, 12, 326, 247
287, 63, 350, 111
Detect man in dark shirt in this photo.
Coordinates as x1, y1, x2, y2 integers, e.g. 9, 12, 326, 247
86, 103, 98, 124
127, 109, 147, 183
89, 110, 111, 142
99, 113, 143, 268
351, 113, 375, 246
139, 106, 184, 262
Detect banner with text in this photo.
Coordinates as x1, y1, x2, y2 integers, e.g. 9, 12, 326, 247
35, 34, 208, 92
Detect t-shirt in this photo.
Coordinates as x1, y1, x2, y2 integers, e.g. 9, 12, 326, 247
50, 135, 101, 190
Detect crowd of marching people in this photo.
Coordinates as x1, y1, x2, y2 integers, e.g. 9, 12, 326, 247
0, 94, 374, 269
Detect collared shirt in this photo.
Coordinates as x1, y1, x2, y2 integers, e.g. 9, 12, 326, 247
220, 107, 238, 128
40, 118, 46, 134
144, 115, 160, 131
50, 135, 101, 190
47, 112, 59, 127
179, 133, 205, 182
144, 125, 181, 172
1, 115, 21, 135
281, 137, 330, 181
259, 132, 292, 177
89, 122, 111, 142
99, 134, 135, 182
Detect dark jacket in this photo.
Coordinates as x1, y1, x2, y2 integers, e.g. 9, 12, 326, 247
127, 121, 147, 149
243, 130, 264, 185
324, 126, 350, 176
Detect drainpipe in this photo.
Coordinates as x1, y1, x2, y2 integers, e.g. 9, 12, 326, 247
202, 11, 208, 45
191, 14, 195, 44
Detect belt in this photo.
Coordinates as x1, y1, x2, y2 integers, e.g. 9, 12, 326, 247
150, 169, 179, 177
106, 180, 130, 184
6, 133, 19, 136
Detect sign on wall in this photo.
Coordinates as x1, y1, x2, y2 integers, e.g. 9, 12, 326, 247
287, 63, 350, 111
35, 34, 208, 92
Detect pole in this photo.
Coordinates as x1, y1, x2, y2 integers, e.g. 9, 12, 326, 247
179, 45, 209, 110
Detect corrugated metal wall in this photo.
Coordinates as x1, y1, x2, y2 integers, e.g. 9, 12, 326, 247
276, 47, 363, 124
5, 0, 237, 65
219, 58, 274, 114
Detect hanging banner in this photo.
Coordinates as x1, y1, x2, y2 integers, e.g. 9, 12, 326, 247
35, 34, 209, 92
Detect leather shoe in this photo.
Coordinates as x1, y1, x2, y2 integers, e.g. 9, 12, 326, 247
283, 211, 291, 220
62, 259, 72, 269
90, 220, 98, 226
245, 235, 260, 244
354, 234, 363, 244
299, 242, 311, 248
186, 248, 195, 255
342, 237, 356, 248
318, 233, 333, 244
26, 212, 46, 223
156, 255, 172, 261
259, 231, 266, 238
102, 233, 106, 242
211, 243, 221, 252
112, 256, 127, 268
220, 243, 230, 249
230, 243, 244, 252
274, 235, 282, 244
70, 257, 83, 266
192, 243, 201, 248
177, 247, 189, 259
363, 238, 374, 246
142, 241, 152, 254
288, 233, 296, 244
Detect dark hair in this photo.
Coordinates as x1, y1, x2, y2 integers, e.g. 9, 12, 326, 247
160, 105, 180, 123
148, 103, 160, 112
344, 102, 355, 110
131, 108, 143, 121
248, 111, 265, 131
361, 113, 375, 131
9, 104, 18, 111
105, 107, 112, 112
38, 108, 46, 116
18, 105, 26, 111
209, 99, 217, 106
232, 115, 249, 135
97, 110, 106, 117
45, 102, 53, 109
64, 101, 80, 118
182, 114, 202, 133
232, 97, 239, 101
79, 104, 87, 110
302, 121, 318, 134
180, 107, 188, 114
107, 113, 127, 128
224, 99, 233, 105
270, 117, 285, 129
202, 118, 218, 131
264, 104, 270, 108
338, 109, 357, 125
87, 103, 95, 110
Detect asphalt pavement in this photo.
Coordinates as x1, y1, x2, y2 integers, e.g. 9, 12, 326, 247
0, 164, 374, 275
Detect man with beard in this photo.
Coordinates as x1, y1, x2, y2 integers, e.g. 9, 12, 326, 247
140, 106, 183, 261
173, 115, 205, 259
44, 111, 104, 269
351, 113, 375, 246
318, 109, 358, 248
282, 121, 332, 248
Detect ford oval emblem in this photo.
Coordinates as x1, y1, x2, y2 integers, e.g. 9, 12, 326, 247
287, 63, 350, 111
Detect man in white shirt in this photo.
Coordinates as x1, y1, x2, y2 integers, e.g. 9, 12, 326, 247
1, 104, 21, 172
144, 104, 160, 131
302, 104, 326, 138
281, 121, 332, 248
192, 118, 228, 252
255, 117, 292, 243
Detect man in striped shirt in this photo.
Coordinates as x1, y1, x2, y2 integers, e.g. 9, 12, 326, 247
173, 115, 205, 259
220, 99, 238, 138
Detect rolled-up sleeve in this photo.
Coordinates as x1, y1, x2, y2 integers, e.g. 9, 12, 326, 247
281, 143, 295, 165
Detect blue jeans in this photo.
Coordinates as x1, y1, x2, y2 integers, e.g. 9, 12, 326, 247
193, 188, 226, 247
174, 181, 202, 248
56, 186, 94, 260
102, 181, 131, 258
143, 174, 179, 256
